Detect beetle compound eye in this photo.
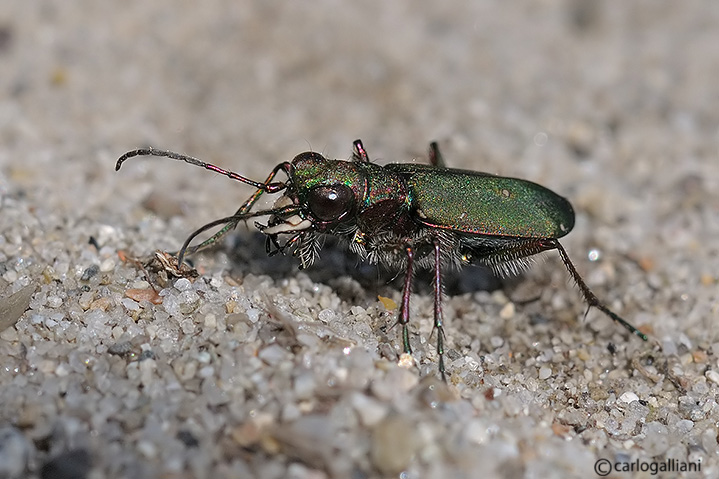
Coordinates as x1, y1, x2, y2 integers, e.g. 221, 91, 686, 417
307, 184, 354, 221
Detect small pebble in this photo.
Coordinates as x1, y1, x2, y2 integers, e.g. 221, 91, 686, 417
676, 419, 694, 435
706, 370, 719, 385
196, 351, 211, 363
0, 284, 36, 333
351, 393, 388, 427
137, 440, 157, 459
121, 297, 141, 312
174, 278, 192, 291
499, 302, 515, 319
642, 422, 670, 456
371, 368, 418, 401
258, 344, 287, 366
3, 270, 18, 282
177, 430, 199, 448
203, 314, 217, 329
464, 419, 490, 444
0, 426, 30, 479
97, 224, 119, 244
99, 258, 115, 272
293, 373, 317, 400
538, 366, 552, 380
619, 391, 639, 404
377, 295, 397, 310
108, 341, 133, 356
692, 350, 708, 363
55, 363, 70, 377
78, 291, 94, 310
576, 348, 590, 361
370, 415, 417, 475
89, 297, 113, 310
80, 264, 99, 281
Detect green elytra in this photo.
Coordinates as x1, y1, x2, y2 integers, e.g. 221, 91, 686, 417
387, 163, 575, 239
116, 140, 647, 380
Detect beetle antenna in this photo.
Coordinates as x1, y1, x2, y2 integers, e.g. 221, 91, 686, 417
116, 147, 287, 193
551, 240, 648, 341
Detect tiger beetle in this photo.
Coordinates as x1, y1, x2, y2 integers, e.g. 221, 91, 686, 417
116, 140, 647, 380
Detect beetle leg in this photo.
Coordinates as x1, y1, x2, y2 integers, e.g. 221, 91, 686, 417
396, 245, 415, 357
178, 163, 291, 259
265, 234, 281, 256
179, 221, 237, 258
352, 139, 370, 163
281, 232, 304, 256
549, 239, 648, 341
432, 237, 447, 381
176, 215, 244, 265
428, 141, 446, 168
236, 163, 292, 215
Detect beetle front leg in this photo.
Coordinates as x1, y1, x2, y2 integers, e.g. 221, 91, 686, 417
432, 237, 447, 381
236, 162, 291, 216
397, 245, 415, 357
176, 163, 291, 261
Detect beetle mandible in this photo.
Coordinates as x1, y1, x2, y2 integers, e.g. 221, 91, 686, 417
116, 140, 647, 379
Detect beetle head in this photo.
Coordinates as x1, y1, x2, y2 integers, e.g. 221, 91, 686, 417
264, 152, 364, 232
254, 151, 366, 267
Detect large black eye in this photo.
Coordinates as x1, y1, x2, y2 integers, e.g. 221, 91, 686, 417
307, 184, 354, 222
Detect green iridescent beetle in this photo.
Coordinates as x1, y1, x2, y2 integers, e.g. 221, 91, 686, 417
116, 139, 647, 379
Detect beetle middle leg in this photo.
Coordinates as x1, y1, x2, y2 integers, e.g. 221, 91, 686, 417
397, 244, 415, 358
394, 238, 448, 379
428, 141, 446, 167
432, 237, 447, 380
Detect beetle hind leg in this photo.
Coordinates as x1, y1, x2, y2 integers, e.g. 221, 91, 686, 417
548, 239, 648, 341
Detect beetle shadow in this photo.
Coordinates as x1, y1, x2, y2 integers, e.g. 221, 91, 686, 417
223, 232, 509, 305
